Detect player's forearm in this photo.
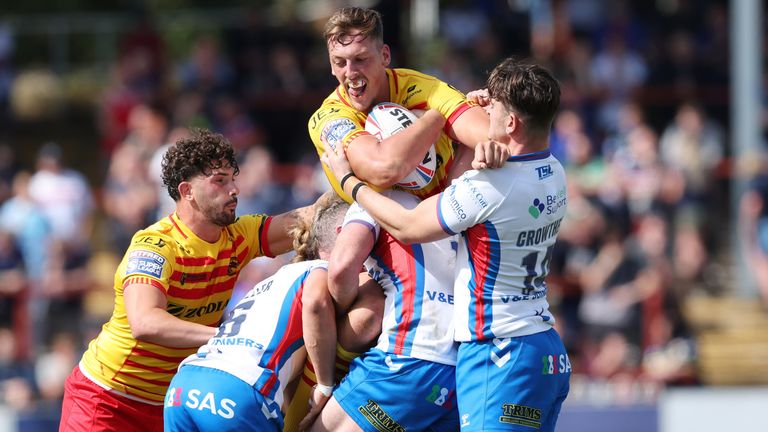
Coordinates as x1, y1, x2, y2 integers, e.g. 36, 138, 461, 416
302, 291, 337, 387
267, 204, 314, 256
328, 265, 362, 312
447, 105, 489, 148
349, 109, 445, 187
130, 308, 216, 348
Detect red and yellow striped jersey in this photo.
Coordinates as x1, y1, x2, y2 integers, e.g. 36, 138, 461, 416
80, 213, 273, 403
308, 68, 474, 202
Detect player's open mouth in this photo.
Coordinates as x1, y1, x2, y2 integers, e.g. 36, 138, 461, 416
347, 79, 366, 98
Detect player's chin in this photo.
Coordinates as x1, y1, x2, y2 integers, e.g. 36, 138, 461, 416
349, 94, 372, 112
214, 210, 237, 226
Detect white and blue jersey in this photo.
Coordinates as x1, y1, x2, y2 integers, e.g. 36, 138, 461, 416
437, 151, 567, 342
178, 259, 327, 408
344, 190, 459, 365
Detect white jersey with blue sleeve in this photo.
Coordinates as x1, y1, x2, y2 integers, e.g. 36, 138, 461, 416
344, 190, 459, 365
178, 259, 327, 408
436, 151, 567, 342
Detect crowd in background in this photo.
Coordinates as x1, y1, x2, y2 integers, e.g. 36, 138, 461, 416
0, 0, 752, 427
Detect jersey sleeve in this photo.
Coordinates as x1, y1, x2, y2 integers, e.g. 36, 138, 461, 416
436, 172, 502, 235
122, 234, 174, 295
232, 214, 273, 259
308, 100, 370, 202
342, 202, 380, 243
393, 69, 475, 133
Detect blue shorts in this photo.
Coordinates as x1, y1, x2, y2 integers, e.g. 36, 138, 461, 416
456, 329, 571, 431
334, 349, 459, 432
163, 365, 283, 432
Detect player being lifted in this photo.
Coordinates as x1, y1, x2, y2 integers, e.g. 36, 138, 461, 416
324, 58, 572, 432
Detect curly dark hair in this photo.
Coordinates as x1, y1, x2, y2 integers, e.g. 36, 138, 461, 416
161, 128, 240, 201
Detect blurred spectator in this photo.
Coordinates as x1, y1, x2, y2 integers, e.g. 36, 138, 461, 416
101, 143, 157, 252
611, 125, 664, 217
148, 127, 191, 221
0, 327, 35, 412
235, 145, 286, 216
27, 143, 94, 254
0, 171, 50, 281
589, 32, 648, 134
34, 331, 78, 402
210, 94, 263, 153
176, 34, 236, 109
40, 238, 93, 347
579, 212, 672, 369
0, 229, 25, 330
659, 101, 724, 208
739, 156, 768, 305
0, 23, 14, 123
281, 156, 325, 211
0, 144, 19, 203
121, 102, 170, 159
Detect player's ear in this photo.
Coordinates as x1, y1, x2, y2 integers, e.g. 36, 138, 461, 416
381, 44, 391, 67
506, 112, 518, 136
178, 181, 193, 201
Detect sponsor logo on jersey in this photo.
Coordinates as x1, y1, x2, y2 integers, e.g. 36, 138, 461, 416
535, 164, 553, 180
542, 353, 572, 375
461, 413, 471, 428
401, 84, 422, 106
529, 187, 567, 219
177, 388, 237, 420
165, 386, 183, 407
426, 290, 454, 304
426, 385, 455, 409
210, 337, 264, 349
321, 118, 356, 151
134, 236, 166, 248
446, 185, 467, 221
126, 249, 166, 279
499, 403, 542, 428
358, 400, 405, 432
167, 300, 227, 318
528, 199, 545, 219
310, 106, 341, 130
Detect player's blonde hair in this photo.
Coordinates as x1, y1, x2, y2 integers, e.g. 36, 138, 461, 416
290, 191, 349, 263
324, 7, 384, 47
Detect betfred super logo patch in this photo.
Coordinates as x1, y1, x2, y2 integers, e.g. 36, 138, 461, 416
126, 249, 166, 279
321, 118, 356, 151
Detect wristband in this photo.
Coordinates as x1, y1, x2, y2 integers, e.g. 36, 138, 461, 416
351, 181, 366, 201
315, 383, 334, 397
339, 172, 355, 190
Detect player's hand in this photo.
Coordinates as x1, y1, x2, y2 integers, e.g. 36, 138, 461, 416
466, 88, 490, 108
321, 138, 353, 182
472, 140, 509, 170
297, 387, 332, 431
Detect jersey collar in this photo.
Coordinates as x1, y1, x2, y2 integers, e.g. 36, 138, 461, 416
506, 150, 551, 162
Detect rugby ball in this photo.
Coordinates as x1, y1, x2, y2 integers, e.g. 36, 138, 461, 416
365, 102, 437, 190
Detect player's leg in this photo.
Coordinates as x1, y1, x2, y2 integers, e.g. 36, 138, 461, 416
455, 329, 571, 432
60, 366, 164, 432
164, 365, 282, 432
310, 396, 365, 432
284, 275, 383, 431
315, 349, 457, 432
